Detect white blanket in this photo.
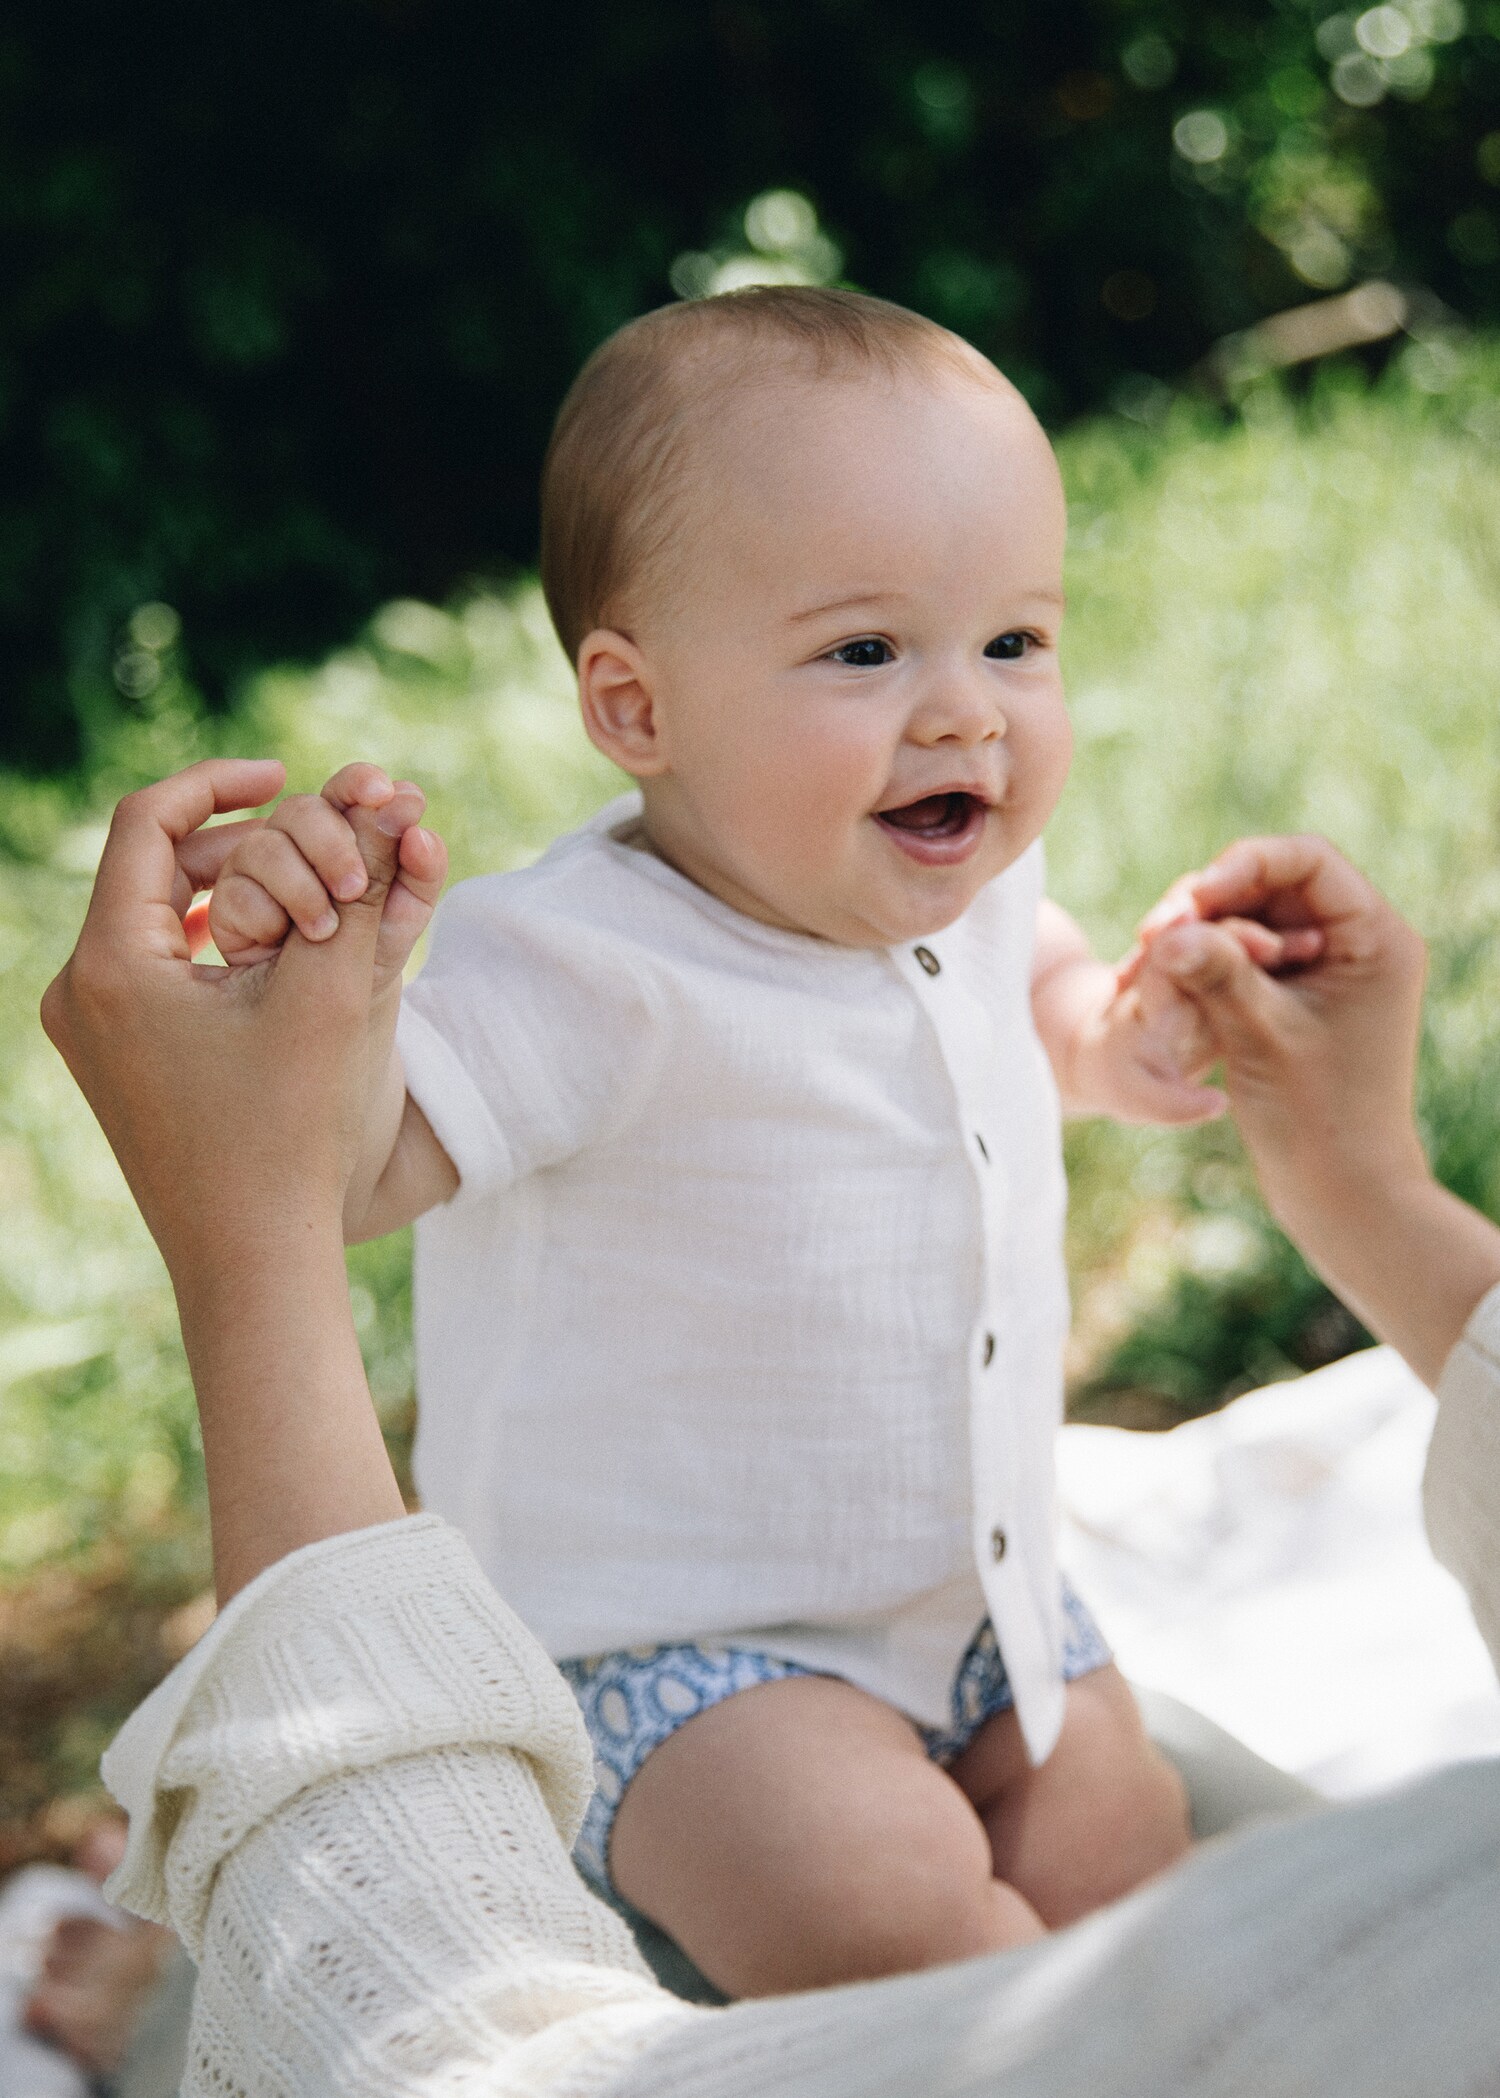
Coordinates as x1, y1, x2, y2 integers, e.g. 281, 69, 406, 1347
1058, 1346, 1500, 1795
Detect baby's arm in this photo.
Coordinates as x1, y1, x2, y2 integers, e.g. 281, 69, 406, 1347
203, 762, 458, 1238
1031, 894, 1320, 1126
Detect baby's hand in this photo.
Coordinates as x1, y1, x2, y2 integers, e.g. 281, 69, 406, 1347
1069, 893, 1324, 1127
193, 762, 447, 989
1066, 941, 1227, 1126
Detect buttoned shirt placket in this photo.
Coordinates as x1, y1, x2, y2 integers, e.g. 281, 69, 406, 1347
891, 934, 1065, 1763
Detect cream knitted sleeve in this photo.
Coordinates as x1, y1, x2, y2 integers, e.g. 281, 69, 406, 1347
1425, 1279, 1500, 1677
99, 1514, 699, 2097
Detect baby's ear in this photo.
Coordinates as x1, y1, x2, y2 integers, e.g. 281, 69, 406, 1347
577, 630, 668, 776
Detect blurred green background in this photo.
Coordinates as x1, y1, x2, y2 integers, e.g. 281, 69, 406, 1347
4, 0, 1500, 1841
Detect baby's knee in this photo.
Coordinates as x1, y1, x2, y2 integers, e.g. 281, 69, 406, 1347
1058, 1675, 1193, 1893
788, 1831, 1043, 1991
1112, 1735, 1194, 1873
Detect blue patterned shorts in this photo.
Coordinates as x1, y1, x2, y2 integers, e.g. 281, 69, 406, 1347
560, 1580, 1111, 1898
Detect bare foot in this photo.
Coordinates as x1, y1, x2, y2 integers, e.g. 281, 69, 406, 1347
22, 1911, 175, 2077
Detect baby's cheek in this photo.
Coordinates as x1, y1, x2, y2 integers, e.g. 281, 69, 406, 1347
1007, 688, 1073, 842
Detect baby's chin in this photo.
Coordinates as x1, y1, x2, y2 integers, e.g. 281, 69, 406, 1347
681, 821, 1018, 948
839, 822, 1023, 945
799, 863, 1008, 950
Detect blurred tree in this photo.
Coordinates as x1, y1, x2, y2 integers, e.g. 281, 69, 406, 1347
3, 0, 1499, 768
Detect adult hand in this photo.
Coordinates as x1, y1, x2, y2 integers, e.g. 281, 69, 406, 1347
41, 757, 412, 1287
1149, 835, 1500, 1385
1147, 835, 1429, 1223
42, 758, 412, 1595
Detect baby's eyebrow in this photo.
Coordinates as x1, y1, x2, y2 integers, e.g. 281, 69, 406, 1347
788, 585, 1066, 623
786, 590, 897, 624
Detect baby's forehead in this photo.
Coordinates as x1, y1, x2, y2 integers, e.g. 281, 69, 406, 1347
660, 362, 1046, 556
680, 350, 1038, 464
666, 358, 1057, 540
638, 362, 1063, 632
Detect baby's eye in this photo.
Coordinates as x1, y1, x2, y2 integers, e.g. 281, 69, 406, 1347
984, 631, 1033, 661
829, 637, 894, 668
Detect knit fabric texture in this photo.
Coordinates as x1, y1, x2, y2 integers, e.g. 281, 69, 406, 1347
102, 1515, 696, 2095
1424, 1278, 1500, 1669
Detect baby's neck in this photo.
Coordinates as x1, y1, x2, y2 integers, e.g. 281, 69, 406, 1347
611, 811, 658, 858
626, 789, 813, 937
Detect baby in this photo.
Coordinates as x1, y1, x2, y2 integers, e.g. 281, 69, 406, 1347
205, 288, 1302, 1997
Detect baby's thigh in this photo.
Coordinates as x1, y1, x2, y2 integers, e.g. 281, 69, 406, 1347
951, 1662, 1192, 1928
609, 1673, 1040, 1997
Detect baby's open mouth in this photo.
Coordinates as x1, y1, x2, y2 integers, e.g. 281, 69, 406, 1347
875, 792, 981, 839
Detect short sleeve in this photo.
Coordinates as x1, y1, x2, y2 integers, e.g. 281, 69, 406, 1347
399, 871, 671, 1202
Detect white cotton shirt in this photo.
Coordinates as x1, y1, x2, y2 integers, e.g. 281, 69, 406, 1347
400, 794, 1071, 1760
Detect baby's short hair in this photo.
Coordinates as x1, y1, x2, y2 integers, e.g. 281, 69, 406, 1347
539, 285, 998, 661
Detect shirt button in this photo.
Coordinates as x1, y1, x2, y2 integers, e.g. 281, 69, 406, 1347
982, 1331, 995, 1366
974, 1132, 990, 1162
989, 1526, 1008, 1563
913, 945, 941, 976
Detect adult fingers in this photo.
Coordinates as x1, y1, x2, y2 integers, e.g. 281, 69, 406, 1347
1133, 918, 1323, 1001
1209, 917, 1326, 971
372, 823, 449, 978
396, 820, 446, 895
83, 760, 286, 960
175, 817, 267, 897
1151, 921, 1293, 1063
1188, 834, 1382, 936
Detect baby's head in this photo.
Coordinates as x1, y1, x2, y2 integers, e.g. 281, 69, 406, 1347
542, 287, 1068, 947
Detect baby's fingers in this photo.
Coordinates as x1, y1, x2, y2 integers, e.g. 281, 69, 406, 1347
209, 828, 340, 963
1138, 874, 1204, 940
320, 761, 398, 818
1209, 916, 1325, 971
264, 790, 374, 905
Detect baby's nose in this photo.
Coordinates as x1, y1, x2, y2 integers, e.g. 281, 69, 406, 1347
913, 671, 1007, 743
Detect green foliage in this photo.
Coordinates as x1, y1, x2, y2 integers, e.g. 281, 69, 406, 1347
1054, 345, 1500, 1414
8, 0, 1500, 766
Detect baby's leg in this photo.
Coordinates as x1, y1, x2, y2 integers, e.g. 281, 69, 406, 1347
609, 1674, 1045, 1997
947, 1662, 1192, 1927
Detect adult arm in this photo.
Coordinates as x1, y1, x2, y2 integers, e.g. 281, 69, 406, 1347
1149, 836, 1500, 1389
44, 765, 688, 2090
1150, 836, 1500, 1669
42, 759, 410, 1598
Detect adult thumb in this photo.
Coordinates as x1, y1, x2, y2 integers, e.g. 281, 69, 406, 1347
1152, 921, 1289, 1064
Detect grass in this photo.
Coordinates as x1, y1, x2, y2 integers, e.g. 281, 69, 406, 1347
3, 340, 1500, 1834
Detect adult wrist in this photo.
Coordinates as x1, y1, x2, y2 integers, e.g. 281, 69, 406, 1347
1255, 1121, 1432, 1241
166, 1205, 349, 1324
